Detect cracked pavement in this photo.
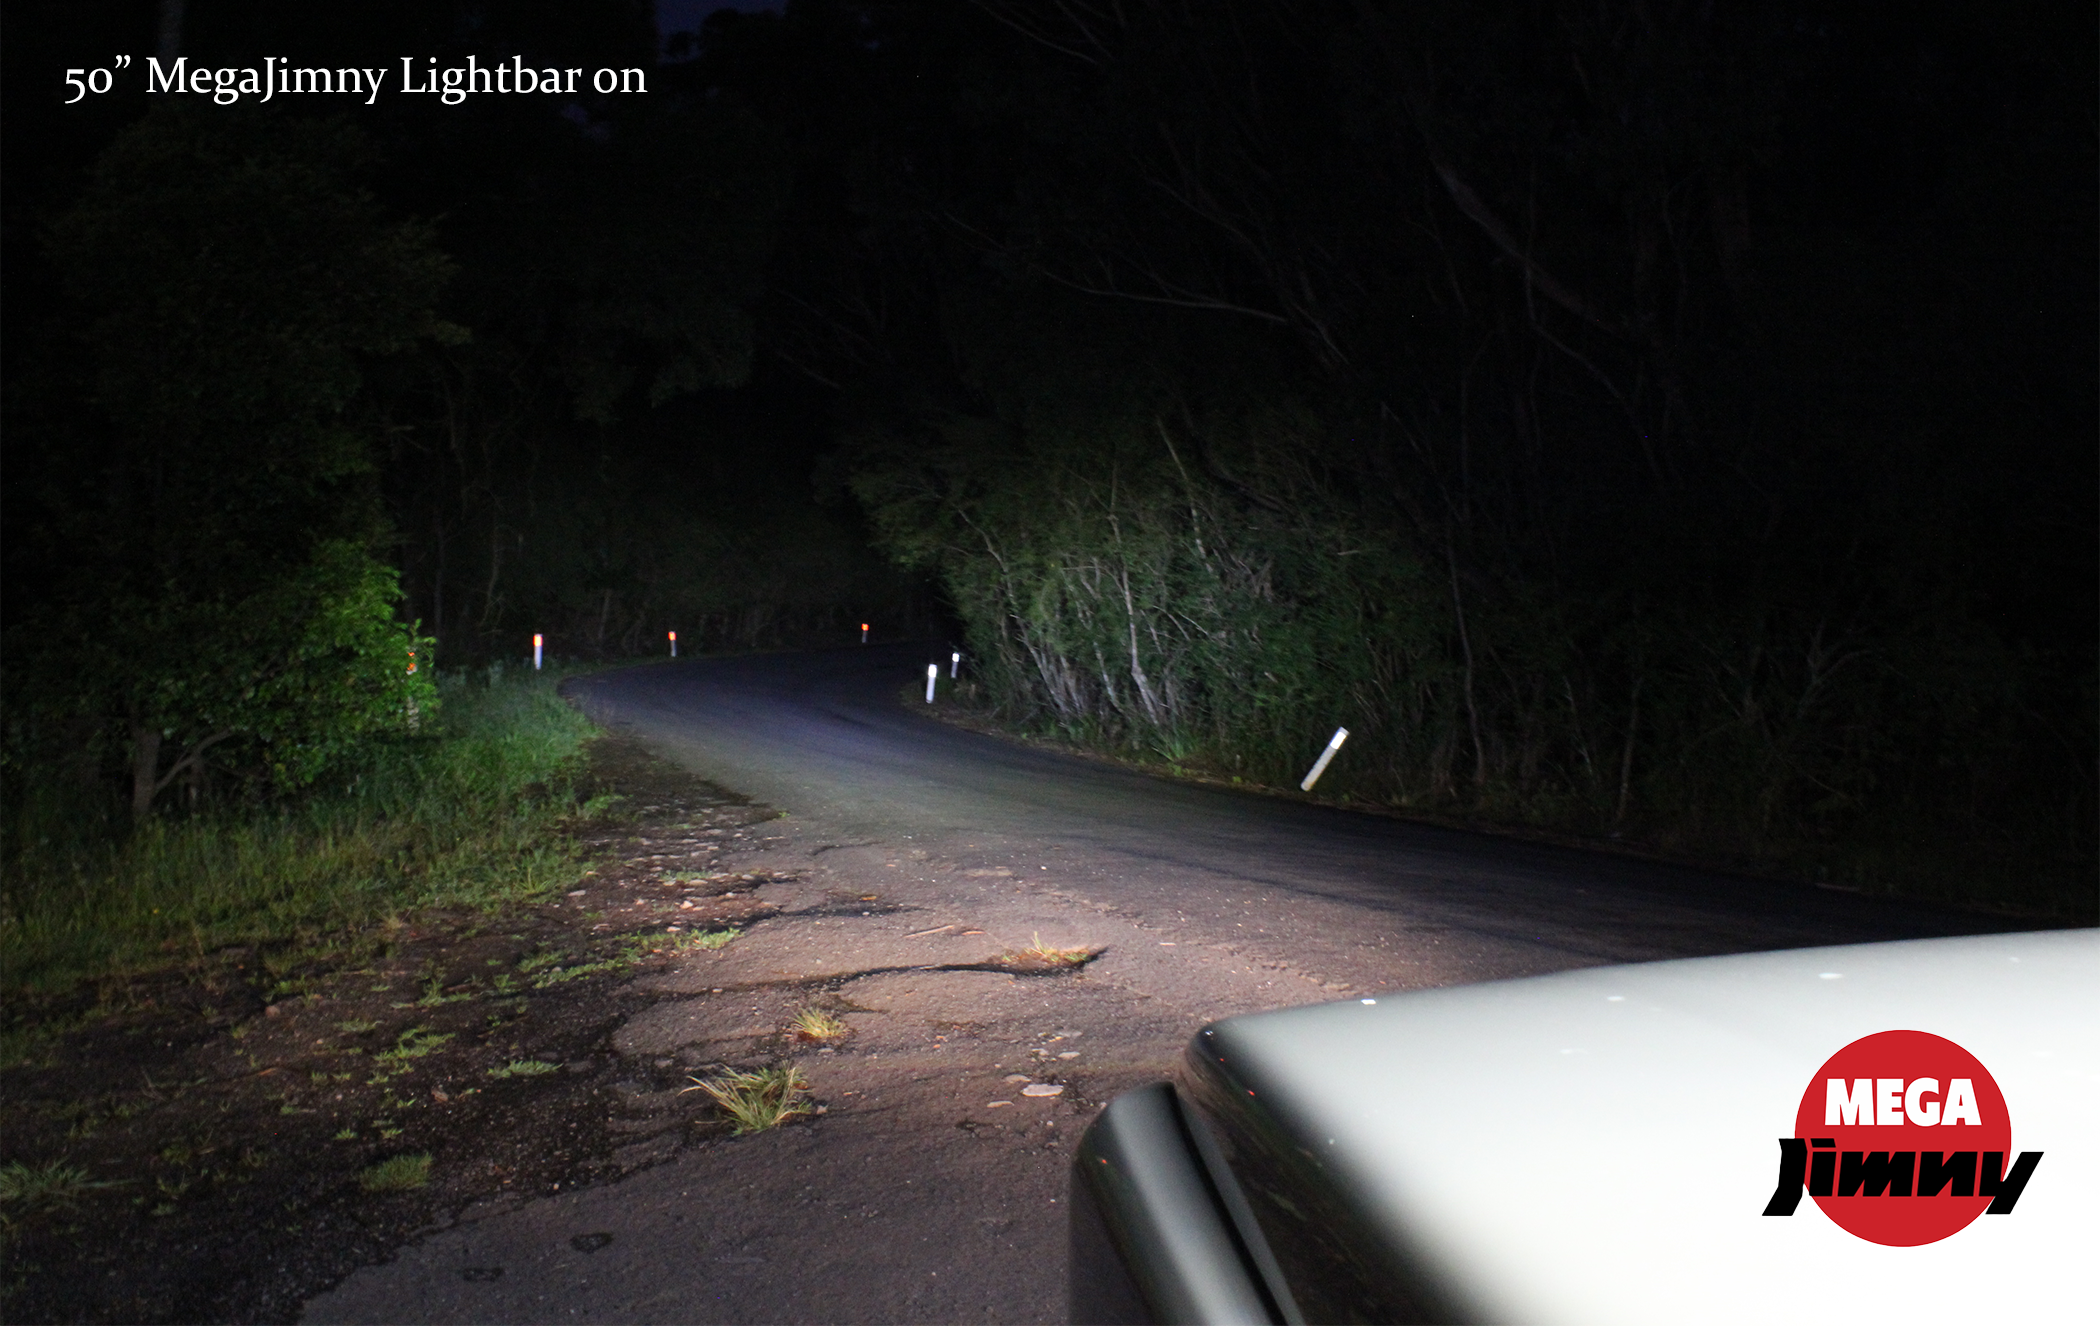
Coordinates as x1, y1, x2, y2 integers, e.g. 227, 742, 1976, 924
303, 645, 2002, 1324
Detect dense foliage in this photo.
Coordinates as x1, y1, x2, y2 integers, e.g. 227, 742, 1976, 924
9, 107, 445, 820
708, 0, 2093, 908
1, 1, 2090, 912
1, 3, 923, 833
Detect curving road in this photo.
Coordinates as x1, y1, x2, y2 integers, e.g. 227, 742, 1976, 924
570, 643, 2002, 989
306, 644, 2019, 1324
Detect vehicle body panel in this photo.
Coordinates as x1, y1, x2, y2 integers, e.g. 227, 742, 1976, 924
1074, 930, 2097, 1324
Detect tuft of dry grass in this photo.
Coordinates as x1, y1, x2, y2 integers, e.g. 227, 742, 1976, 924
1010, 932, 1092, 967
682, 1065, 812, 1134
790, 1006, 848, 1043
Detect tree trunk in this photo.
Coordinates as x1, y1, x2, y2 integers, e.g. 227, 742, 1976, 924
131, 724, 162, 823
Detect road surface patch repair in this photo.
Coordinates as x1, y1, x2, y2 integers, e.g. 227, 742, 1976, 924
305, 651, 1999, 1323
305, 748, 1341, 1323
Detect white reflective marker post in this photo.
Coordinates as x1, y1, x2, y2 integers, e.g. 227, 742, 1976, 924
669, 630, 678, 658
1299, 726, 1349, 791
862, 622, 870, 645
951, 650, 961, 678
533, 633, 544, 671
926, 663, 938, 703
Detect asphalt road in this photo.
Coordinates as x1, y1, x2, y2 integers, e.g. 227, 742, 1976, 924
304, 644, 2013, 1324
574, 644, 1997, 983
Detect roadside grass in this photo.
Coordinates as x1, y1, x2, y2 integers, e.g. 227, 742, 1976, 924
671, 928, 739, 952
372, 1026, 453, 1066
0, 665, 598, 997
0, 1160, 122, 1212
617, 928, 739, 960
356, 1153, 432, 1193
1010, 932, 1092, 967
790, 1006, 849, 1043
683, 1065, 812, 1134
486, 1059, 560, 1079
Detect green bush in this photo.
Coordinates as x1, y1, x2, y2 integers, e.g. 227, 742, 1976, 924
0, 666, 595, 993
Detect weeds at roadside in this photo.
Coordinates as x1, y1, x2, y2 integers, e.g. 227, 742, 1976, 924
356, 1154, 431, 1193
1010, 932, 1093, 967
528, 956, 628, 988
682, 1065, 812, 1134
373, 1026, 452, 1065
790, 1007, 848, 1043
0, 723, 784, 1324
0, 1160, 123, 1213
2, 666, 598, 994
414, 968, 478, 1007
666, 929, 738, 953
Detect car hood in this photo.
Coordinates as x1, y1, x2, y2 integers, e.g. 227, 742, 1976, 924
1182, 928, 2096, 1324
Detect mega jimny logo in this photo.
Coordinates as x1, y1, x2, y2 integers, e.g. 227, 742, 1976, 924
1762, 1029, 2043, 1246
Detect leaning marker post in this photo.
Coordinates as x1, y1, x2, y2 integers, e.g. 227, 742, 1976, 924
925, 663, 938, 703
405, 649, 421, 731
1299, 726, 1350, 791
533, 633, 544, 671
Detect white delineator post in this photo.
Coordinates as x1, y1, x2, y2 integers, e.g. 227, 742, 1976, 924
669, 630, 678, 658
405, 648, 421, 731
1300, 726, 1350, 791
951, 650, 961, 678
925, 663, 938, 703
533, 633, 544, 671
862, 622, 870, 645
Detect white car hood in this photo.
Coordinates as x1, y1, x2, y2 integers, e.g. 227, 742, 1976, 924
1196, 929, 2097, 1324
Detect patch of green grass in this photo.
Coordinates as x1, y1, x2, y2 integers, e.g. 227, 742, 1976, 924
373, 1025, 453, 1065
356, 1153, 431, 1192
515, 947, 566, 975
415, 969, 477, 1006
627, 928, 738, 959
1, 666, 597, 994
487, 1059, 559, 1079
528, 957, 628, 988
0, 1159, 122, 1209
0, 1020, 67, 1071
682, 1065, 813, 1134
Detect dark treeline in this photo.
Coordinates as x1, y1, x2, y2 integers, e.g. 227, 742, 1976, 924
1, 2, 926, 827
689, 0, 2093, 910
2, 2, 2092, 912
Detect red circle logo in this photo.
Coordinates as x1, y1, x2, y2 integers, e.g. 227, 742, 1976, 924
1792, 1030, 2009, 1246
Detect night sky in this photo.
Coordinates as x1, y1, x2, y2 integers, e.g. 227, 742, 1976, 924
3, 1, 2093, 893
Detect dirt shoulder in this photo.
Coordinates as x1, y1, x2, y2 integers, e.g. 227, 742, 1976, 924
0, 736, 796, 1323
7, 698, 1364, 1324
